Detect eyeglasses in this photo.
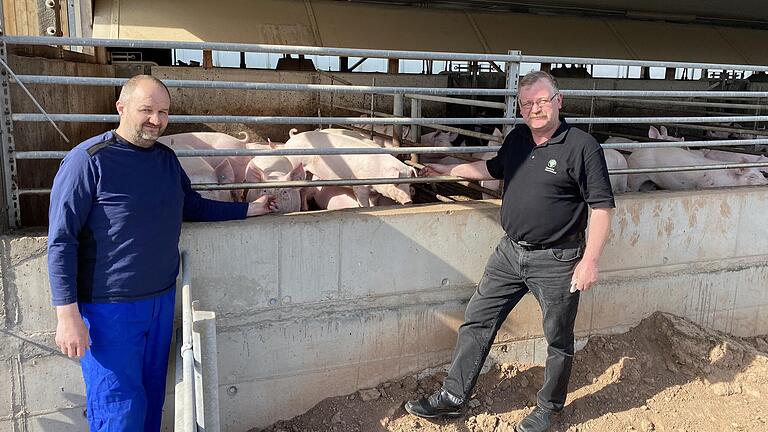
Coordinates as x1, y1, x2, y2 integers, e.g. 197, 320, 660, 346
519, 93, 559, 112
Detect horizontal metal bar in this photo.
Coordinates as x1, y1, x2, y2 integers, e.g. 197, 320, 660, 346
15, 113, 768, 125
2, 35, 521, 62
658, 123, 768, 135
15, 139, 768, 161
7, 36, 768, 71
591, 97, 768, 110
11, 114, 521, 124
523, 55, 768, 73
404, 93, 506, 109
13, 75, 517, 96
561, 91, 768, 98
601, 138, 768, 149
15, 76, 768, 99
612, 161, 768, 174
323, 104, 502, 141
15, 146, 502, 160
196, 175, 505, 191
17, 176, 480, 195
567, 116, 768, 125
20, 161, 768, 195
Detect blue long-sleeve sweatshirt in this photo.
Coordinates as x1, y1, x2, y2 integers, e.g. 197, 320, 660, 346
47, 131, 248, 306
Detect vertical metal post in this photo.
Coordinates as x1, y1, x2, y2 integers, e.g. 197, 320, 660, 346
0, 3, 19, 231
588, 80, 596, 134
368, 77, 375, 139
180, 251, 197, 432
410, 97, 421, 164
66, 0, 77, 38
392, 93, 403, 147
192, 306, 221, 432
502, 50, 520, 137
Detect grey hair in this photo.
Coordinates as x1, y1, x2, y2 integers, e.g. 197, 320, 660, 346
518, 71, 559, 92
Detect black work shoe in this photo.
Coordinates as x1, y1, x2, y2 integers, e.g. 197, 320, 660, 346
515, 406, 554, 432
404, 388, 465, 419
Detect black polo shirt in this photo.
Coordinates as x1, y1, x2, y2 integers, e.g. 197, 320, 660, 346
486, 120, 615, 245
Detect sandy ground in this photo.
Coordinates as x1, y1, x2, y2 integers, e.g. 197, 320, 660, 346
256, 312, 768, 432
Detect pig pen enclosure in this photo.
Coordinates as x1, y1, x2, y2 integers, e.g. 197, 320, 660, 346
1, 34, 768, 432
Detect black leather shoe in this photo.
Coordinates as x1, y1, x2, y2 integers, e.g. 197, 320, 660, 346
515, 406, 554, 432
404, 388, 465, 419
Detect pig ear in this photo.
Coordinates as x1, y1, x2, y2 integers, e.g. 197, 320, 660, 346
288, 163, 306, 181
409, 166, 418, 178
660, 126, 669, 136
245, 164, 266, 183
214, 159, 235, 183
648, 126, 661, 139
447, 132, 459, 142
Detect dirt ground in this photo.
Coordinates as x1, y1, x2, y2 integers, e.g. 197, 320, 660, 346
256, 312, 768, 432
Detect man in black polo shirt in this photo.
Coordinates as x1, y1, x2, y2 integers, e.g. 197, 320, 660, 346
405, 71, 615, 432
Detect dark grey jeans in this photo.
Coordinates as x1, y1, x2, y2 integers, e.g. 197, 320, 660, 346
442, 235, 583, 412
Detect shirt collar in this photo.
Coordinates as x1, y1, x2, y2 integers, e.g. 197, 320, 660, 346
516, 119, 570, 148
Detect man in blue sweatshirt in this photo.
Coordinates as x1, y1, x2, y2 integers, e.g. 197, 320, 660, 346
47, 75, 278, 431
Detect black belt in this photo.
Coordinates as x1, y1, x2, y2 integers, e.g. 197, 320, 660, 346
512, 232, 584, 251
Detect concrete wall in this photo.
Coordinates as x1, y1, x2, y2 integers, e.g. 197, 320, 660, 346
0, 187, 766, 431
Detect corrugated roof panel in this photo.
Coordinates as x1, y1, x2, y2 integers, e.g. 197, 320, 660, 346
311, 2, 485, 53
91, 0, 768, 66
715, 27, 768, 66
93, 0, 316, 45
606, 19, 748, 64
472, 12, 634, 58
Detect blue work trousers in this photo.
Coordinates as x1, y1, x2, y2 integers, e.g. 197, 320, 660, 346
79, 288, 175, 432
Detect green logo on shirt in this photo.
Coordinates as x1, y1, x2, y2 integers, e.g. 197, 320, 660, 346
545, 159, 557, 174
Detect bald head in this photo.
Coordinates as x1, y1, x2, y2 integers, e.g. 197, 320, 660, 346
118, 75, 170, 104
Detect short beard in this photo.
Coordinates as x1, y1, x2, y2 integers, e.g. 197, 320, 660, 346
128, 127, 163, 147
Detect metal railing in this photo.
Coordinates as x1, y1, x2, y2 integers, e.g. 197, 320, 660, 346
1, 34, 768, 227
179, 251, 196, 432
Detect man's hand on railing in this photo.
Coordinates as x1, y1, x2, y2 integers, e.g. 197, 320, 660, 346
247, 194, 279, 217
419, 163, 453, 177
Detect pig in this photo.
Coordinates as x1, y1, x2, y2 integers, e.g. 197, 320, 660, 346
603, 149, 629, 194
305, 186, 364, 210
159, 139, 237, 201
648, 125, 684, 142
177, 155, 233, 202
285, 131, 417, 206
601, 137, 632, 194
627, 147, 768, 191
306, 185, 402, 210
243, 145, 306, 213
704, 123, 767, 140
316, 128, 381, 147
697, 149, 768, 174
158, 132, 253, 201
352, 116, 412, 145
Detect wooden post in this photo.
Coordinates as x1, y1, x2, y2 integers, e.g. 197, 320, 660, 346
387, 58, 399, 74
203, 50, 213, 69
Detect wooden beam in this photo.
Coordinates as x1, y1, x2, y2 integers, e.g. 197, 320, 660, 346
387, 58, 399, 74
202, 49, 213, 69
